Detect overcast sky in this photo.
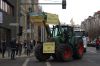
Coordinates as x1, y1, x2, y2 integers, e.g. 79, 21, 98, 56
39, 0, 100, 25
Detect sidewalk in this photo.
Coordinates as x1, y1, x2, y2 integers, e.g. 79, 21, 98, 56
0, 48, 34, 59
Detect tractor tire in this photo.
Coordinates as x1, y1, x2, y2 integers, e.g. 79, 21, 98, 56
34, 44, 50, 61
55, 44, 73, 62
73, 42, 84, 59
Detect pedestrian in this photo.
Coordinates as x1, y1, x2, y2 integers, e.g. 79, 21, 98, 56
96, 37, 100, 50
26, 41, 31, 56
33, 40, 36, 47
18, 42, 22, 56
6, 41, 11, 57
10, 39, 16, 60
30, 40, 33, 52
24, 40, 27, 54
16, 43, 19, 55
1, 40, 6, 58
82, 36, 88, 53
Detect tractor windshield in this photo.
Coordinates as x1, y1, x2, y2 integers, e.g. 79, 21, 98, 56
51, 25, 62, 37
51, 25, 69, 37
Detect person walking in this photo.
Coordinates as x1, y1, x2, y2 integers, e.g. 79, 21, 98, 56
23, 40, 27, 54
7, 41, 11, 57
10, 39, 16, 60
26, 41, 31, 56
18, 42, 22, 56
82, 36, 88, 53
96, 37, 100, 50
1, 40, 6, 58
16, 43, 19, 55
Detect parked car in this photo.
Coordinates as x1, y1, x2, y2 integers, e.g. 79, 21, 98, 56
88, 40, 96, 47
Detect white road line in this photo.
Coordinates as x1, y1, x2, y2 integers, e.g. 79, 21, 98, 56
46, 62, 51, 66
87, 50, 97, 53
22, 58, 30, 66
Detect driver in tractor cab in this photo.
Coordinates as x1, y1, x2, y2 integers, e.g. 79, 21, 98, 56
63, 29, 69, 43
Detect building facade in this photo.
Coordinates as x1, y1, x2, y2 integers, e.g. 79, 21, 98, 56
0, 0, 20, 51
20, 0, 33, 42
81, 11, 100, 40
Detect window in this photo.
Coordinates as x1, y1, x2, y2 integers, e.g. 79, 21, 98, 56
2, 1, 5, 11
0, 0, 3, 9
5, 2, 7, 12
7, 4, 10, 14
0, 0, 14, 16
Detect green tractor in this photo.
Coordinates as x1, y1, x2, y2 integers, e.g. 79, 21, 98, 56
34, 25, 84, 61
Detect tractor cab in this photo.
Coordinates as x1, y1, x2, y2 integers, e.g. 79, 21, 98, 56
50, 25, 74, 43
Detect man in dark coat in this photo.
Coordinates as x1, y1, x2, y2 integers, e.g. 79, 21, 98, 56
1, 40, 6, 58
10, 39, 16, 60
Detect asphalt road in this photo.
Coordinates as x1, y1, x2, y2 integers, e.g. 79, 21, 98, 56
0, 47, 100, 66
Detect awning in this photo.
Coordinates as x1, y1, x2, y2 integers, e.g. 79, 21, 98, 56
29, 12, 44, 22
46, 13, 60, 25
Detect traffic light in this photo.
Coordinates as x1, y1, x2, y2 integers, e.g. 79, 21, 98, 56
18, 26, 23, 36
62, 0, 66, 9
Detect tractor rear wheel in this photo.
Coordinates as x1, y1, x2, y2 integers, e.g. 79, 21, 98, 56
34, 44, 50, 61
73, 42, 84, 59
56, 44, 73, 61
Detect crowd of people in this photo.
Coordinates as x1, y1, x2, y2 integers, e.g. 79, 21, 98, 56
0, 39, 35, 60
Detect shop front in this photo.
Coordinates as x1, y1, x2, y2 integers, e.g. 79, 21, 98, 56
0, 27, 11, 52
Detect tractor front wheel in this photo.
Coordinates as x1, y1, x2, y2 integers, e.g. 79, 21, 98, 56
34, 44, 50, 61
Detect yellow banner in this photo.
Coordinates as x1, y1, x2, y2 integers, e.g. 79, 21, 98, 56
46, 13, 60, 25
43, 42, 55, 53
30, 16, 44, 22
30, 12, 60, 24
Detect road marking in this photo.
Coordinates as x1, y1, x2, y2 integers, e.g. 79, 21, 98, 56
46, 62, 51, 66
87, 50, 97, 53
22, 58, 30, 66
